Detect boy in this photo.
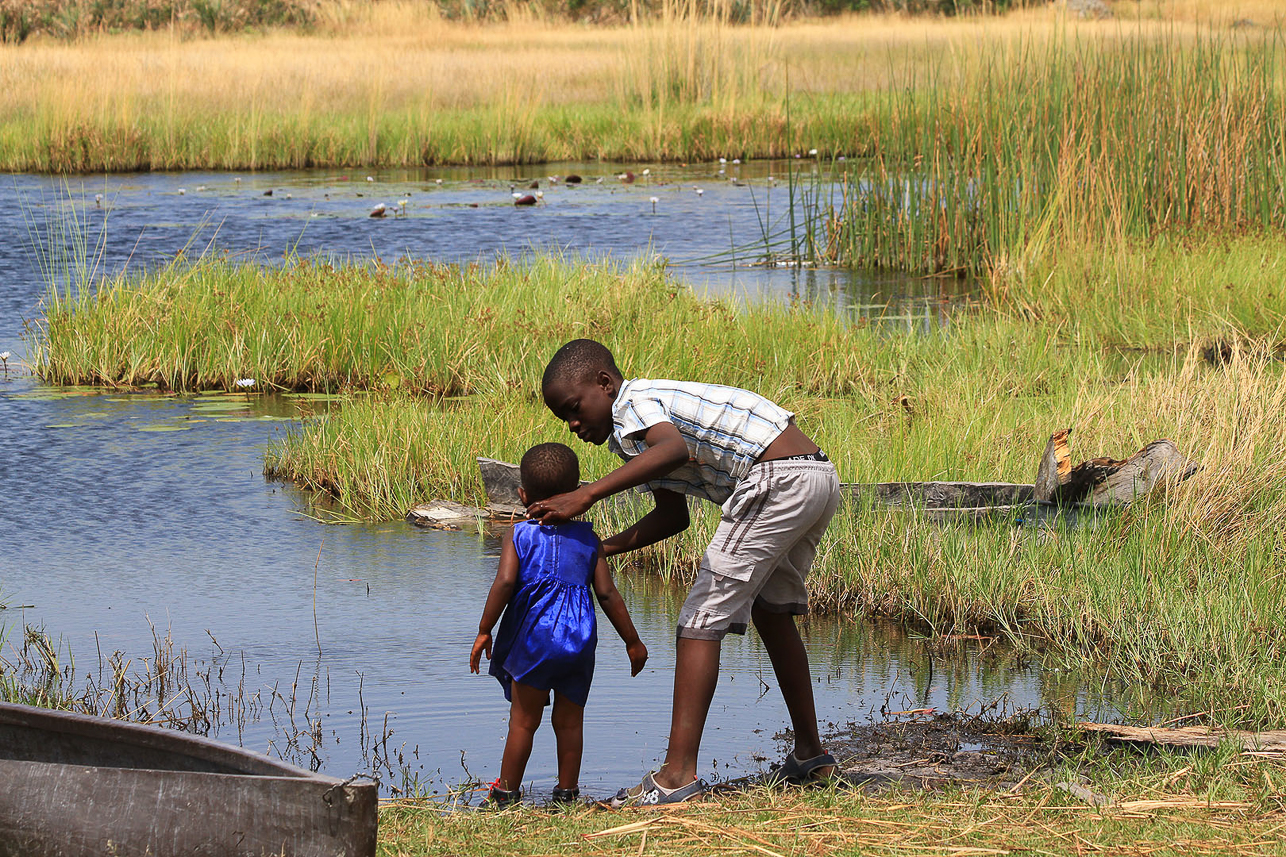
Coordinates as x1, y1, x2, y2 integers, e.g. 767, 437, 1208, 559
529, 339, 842, 805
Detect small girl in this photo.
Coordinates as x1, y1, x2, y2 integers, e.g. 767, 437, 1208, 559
470, 442, 648, 806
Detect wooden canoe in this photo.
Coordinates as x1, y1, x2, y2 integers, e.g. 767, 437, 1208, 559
475, 456, 1035, 520
0, 701, 377, 857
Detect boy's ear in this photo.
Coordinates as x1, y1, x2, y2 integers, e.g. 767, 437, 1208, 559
596, 369, 618, 395
518, 486, 529, 506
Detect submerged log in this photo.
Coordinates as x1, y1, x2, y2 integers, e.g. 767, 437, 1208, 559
1078, 722, 1286, 754
1034, 430, 1200, 507
405, 499, 491, 530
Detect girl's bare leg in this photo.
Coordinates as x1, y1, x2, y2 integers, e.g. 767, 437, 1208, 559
498, 681, 548, 791
550, 690, 585, 791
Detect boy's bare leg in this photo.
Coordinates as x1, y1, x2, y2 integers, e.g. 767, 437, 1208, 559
499, 681, 547, 790
550, 691, 584, 791
751, 605, 832, 771
653, 637, 720, 790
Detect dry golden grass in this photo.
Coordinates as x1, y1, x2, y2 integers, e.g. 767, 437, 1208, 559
2, 0, 1277, 171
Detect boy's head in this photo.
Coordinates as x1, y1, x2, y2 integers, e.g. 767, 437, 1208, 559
519, 442, 580, 504
541, 339, 622, 447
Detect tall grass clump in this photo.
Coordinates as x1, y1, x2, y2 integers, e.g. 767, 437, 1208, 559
29, 251, 920, 396
825, 26, 1286, 275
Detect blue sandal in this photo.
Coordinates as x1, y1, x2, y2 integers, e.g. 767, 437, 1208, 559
609, 772, 707, 808
770, 751, 838, 785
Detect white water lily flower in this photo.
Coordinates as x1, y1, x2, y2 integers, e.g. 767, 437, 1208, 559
808, 148, 819, 156
0, 351, 10, 360
235, 378, 256, 388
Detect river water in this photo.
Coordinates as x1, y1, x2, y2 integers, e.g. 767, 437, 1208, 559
0, 164, 1120, 800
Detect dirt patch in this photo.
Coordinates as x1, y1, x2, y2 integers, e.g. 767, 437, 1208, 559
821, 712, 1051, 792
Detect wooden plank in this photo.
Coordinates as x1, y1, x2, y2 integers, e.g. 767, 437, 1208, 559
1078, 722, 1286, 753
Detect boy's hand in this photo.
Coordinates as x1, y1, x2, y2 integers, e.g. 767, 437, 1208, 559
470, 632, 492, 673
528, 486, 594, 524
626, 641, 648, 676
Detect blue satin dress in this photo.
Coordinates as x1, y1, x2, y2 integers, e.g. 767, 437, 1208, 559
489, 519, 599, 707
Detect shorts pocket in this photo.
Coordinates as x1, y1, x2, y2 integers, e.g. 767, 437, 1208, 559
700, 548, 756, 583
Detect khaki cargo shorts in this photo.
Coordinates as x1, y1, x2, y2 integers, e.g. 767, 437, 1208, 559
676, 459, 841, 640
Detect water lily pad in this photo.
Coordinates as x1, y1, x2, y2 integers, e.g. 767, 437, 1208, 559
286, 393, 347, 402
215, 415, 297, 422
18, 390, 99, 401
192, 400, 254, 412
138, 424, 193, 432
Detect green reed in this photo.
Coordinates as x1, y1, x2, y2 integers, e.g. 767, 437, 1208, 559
819, 26, 1286, 275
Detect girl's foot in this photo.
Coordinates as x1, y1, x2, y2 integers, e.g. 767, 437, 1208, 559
551, 785, 580, 804
487, 780, 522, 808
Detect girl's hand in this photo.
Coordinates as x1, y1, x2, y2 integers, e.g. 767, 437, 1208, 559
626, 641, 648, 676
470, 632, 493, 673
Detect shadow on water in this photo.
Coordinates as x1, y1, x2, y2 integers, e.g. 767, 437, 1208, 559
0, 167, 1154, 799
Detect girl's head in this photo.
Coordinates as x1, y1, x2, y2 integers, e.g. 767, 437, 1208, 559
519, 442, 580, 504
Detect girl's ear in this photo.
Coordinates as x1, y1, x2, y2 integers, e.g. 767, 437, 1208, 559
518, 486, 529, 506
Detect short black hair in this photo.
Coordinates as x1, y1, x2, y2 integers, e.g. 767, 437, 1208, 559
519, 442, 580, 503
541, 339, 620, 395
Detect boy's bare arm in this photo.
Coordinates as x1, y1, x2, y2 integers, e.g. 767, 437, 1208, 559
470, 529, 519, 673
528, 421, 689, 523
600, 488, 688, 557
592, 550, 648, 676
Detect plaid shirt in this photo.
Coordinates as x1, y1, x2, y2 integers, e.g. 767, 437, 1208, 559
608, 378, 793, 504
